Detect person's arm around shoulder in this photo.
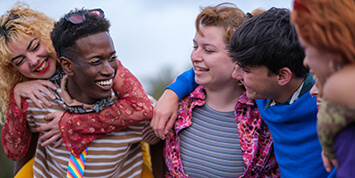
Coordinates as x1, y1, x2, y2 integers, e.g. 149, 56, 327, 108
1, 88, 32, 161
58, 60, 154, 156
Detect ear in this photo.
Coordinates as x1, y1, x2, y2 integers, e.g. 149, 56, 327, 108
276, 67, 292, 86
60, 56, 74, 76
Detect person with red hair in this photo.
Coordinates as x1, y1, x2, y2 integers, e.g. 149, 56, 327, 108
292, 0, 355, 176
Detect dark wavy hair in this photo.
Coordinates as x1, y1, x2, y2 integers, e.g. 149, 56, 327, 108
229, 7, 308, 78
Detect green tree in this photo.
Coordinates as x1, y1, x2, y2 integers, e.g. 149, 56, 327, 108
146, 67, 177, 100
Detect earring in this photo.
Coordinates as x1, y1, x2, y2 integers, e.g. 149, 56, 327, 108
14, 71, 23, 82
328, 60, 341, 73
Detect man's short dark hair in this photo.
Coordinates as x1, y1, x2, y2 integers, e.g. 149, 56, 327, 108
229, 7, 308, 78
51, 8, 110, 61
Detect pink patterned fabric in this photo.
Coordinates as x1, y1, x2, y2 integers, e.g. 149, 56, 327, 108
1, 60, 153, 160
1, 88, 30, 161
164, 86, 279, 177
59, 61, 153, 157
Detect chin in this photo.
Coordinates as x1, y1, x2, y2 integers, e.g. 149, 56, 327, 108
99, 92, 113, 99
245, 91, 257, 100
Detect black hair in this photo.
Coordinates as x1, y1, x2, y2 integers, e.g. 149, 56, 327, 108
229, 7, 308, 78
50, 8, 110, 62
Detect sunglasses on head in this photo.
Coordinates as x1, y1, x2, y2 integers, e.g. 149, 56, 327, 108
64, 8, 104, 24
56, 8, 105, 58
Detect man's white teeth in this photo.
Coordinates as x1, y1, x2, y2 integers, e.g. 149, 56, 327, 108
96, 79, 113, 86
35, 60, 47, 72
195, 67, 209, 72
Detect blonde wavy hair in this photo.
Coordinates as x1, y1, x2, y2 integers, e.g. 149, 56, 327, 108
195, 3, 263, 45
0, 2, 56, 123
291, 0, 355, 65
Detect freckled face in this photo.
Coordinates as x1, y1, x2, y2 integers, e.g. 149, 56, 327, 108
8, 36, 57, 79
190, 25, 235, 89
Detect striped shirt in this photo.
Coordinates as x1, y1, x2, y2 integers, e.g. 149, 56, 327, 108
164, 86, 279, 177
26, 87, 159, 178
179, 104, 244, 177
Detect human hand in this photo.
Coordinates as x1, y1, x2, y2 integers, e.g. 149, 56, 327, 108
322, 150, 339, 172
14, 80, 57, 109
150, 89, 179, 140
36, 111, 64, 148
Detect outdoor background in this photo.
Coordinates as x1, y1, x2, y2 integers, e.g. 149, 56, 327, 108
0, 0, 292, 177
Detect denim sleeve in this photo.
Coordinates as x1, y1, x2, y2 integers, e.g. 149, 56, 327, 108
166, 67, 198, 100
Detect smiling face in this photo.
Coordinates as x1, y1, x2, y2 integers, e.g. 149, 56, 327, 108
191, 25, 235, 89
298, 36, 333, 97
8, 36, 58, 79
232, 63, 279, 100
66, 32, 118, 104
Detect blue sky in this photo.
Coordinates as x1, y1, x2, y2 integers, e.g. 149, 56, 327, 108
0, 0, 293, 93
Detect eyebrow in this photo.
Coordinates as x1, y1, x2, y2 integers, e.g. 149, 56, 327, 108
193, 39, 217, 48
11, 38, 37, 63
88, 51, 116, 60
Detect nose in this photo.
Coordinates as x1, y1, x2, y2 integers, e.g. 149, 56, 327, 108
232, 63, 243, 81
310, 80, 319, 97
303, 54, 309, 68
100, 60, 115, 76
27, 54, 40, 67
190, 48, 202, 63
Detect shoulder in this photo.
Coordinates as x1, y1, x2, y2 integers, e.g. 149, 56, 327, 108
323, 65, 355, 107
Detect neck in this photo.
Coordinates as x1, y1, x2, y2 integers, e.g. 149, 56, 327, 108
273, 77, 305, 103
204, 83, 244, 112
66, 78, 96, 104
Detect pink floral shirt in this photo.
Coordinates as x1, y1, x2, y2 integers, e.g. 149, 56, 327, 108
164, 86, 279, 177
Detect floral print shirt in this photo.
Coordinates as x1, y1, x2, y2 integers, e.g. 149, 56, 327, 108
164, 86, 279, 177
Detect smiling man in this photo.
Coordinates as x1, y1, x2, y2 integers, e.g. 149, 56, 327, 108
18, 8, 159, 177
230, 8, 336, 178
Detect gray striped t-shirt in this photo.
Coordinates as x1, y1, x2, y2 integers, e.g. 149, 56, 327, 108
179, 104, 244, 177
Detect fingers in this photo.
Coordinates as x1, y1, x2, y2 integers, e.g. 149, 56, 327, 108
40, 131, 61, 147
35, 87, 53, 107
151, 109, 168, 140
165, 112, 177, 135
37, 111, 63, 147
330, 158, 339, 169
43, 112, 57, 121
37, 112, 62, 132
28, 94, 44, 109
54, 139, 63, 148
321, 151, 333, 172
156, 115, 169, 140
36, 123, 51, 133
41, 80, 57, 90
13, 80, 57, 109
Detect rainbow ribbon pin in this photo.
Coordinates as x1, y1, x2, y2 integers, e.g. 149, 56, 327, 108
66, 147, 88, 178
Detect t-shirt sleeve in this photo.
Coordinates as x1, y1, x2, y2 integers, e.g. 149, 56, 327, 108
166, 67, 198, 100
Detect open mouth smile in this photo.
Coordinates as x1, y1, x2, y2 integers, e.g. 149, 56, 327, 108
194, 66, 209, 72
96, 79, 113, 87
34, 59, 49, 73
